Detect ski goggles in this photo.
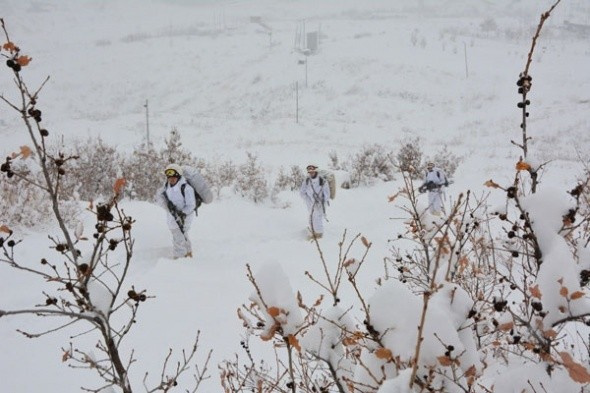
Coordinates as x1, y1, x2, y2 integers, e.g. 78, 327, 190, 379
306, 165, 318, 172
165, 169, 179, 177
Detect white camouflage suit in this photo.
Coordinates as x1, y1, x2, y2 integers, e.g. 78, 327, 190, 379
156, 176, 197, 258
423, 166, 448, 214
299, 175, 331, 236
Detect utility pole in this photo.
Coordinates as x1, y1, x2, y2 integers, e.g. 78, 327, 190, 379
463, 42, 469, 79
144, 99, 150, 146
295, 81, 299, 123
305, 56, 308, 87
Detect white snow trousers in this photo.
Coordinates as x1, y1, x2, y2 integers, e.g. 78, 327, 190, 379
307, 202, 325, 235
167, 213, 194, 258
428, 189, 444, 214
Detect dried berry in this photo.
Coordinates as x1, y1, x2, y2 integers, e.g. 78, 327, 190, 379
507, 231, 515, 239
96, 203, 114, 221
513, 335, 521, 344
40, 128, 49, 137
511, 251, 519, 257
507, 187, 517, 198
7, 240, 15, 247
493, 300, 507, 312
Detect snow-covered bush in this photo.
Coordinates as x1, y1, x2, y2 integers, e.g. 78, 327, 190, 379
396, 137, 423, 179
234, 152, 268, 203
343, 143, 396, 187
56, 137, 121, 202
223, 5, 590, 392
426, 145, 461, 179
122, 143, 165, 201
0, 164, 53, 227
198, 158, 238, 198
159, 126, 197, 166
274, 165, 305, 192
0, 22, 209, 393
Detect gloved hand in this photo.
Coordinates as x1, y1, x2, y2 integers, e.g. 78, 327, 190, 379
444, 180, 449, 187
418, 185, 427, 193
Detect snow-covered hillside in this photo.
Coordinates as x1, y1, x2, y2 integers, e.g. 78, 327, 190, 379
1, 1, 589, 392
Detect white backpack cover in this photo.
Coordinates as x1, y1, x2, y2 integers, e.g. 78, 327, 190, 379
318, 169, 336, 200
182, 166, 213, 204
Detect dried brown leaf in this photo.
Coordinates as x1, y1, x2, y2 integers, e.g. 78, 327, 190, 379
113, 178, 126, 195
464, 365, 477, 377
19, 145, 32, 159
375, 347, 392, 360
3, 41, 17, 52
267, 306, 280, 318
570, 291, 585, 300
313, 294, 324, 307
0, 225, 11, 234
260, 322, 279, 341
530, 285, 542, 299
388, 192, 400, 203
16, 55, 32, 66
560, 286, 569, 297
484, 179, 500, 188
543, 329, 557, 340
361, 236, 371, 248
288, 334, 301, 352
515, 160, 532, 171
437, 356, 453, 367
296, 291, 304, 308
559, 352, 590, 383
498, 322, 514, 332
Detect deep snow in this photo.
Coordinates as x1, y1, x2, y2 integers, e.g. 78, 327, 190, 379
1, 1, 589, 392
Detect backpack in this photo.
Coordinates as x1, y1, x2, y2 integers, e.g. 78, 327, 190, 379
306, 169, 336, 200
180, 166, 213, 215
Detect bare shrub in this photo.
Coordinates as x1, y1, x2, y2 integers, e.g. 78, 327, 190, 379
59, 137, 121, 202
0, 165, 53, 227
234, 152, 268, 203
480, 17, 498, 34
274, 165, 305, 192
122, 143, 165, 201
328, 150, 341, 170
342, 143, 396, 187
159, 126, 197, 166
427, 145, 461, 179
396, 137, 423, 179
198, 158, 238, 198
0, 20, 209, 392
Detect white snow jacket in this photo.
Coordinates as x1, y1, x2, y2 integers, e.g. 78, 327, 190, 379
156, 177, 197, 229
423, 167, 448, 191
300, 175, 330, 210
